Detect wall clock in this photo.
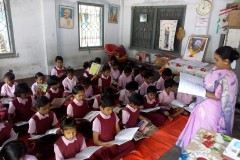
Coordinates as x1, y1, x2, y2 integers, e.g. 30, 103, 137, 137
196, 0, 212, 16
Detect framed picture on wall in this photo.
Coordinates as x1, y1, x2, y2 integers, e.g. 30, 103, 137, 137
59, 5, 74, 29
108, 4, 119, 23
183, 35, 210, 62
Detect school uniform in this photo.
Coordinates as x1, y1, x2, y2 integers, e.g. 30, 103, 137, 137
110, 68, 120, 81
156, 77, 165, 91
122, 105, 140, 127
0, 82, 17, 97
54, 133, 86, 160
158, 90, 175, 104
93, 112, 135, 160
62, 76, 77, 92
67, 98, 89, 118
84, 85, 93, 98
28, 111, 58, 135
141, 95, 166, 127
31, 82, 47, 96
134, 74, 144, 86
51, 66, 67, 78
119, 89, 132, 105
139, 81, 151, 96
98, 74, 112, 91
0, 123, 16, 146
83, 68, 91, 78
45, 88, 64, 102
118, 73, 132, 89
177, 92, 193, 105
24, 155, 38, 160
8, 96, 35, 122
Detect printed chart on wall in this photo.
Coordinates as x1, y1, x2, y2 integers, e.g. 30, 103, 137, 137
159, 20, 178, 51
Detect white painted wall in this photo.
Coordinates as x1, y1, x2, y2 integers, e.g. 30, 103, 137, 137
121, 0, 234, 63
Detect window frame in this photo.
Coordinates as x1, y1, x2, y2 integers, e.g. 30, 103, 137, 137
77, 2, 104, 50
0, 0, 16, 58
130, 5, 186, 57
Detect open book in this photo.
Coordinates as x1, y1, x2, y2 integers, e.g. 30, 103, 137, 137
28, 128, 60, 140
107, 127, 139, 145
141, 107, 161, 113
223, 138, 240, 160
178, 73, 206, 97
15, 121, 29, 127
74, 111, 100, 122
89, 63, 101, 75
0, 133, 18, 151
67, 146, 103, 160
51, 97, 69, 109
0, 98, 13, 105
184, 102, 197, 113
85, 94, 101, 101
37, 84, 48, 93
170, 100, 186, 108
133, 120, 157, 141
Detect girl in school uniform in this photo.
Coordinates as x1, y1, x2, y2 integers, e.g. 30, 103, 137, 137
82, 77, 93, 98
134, 65, 147, 86
8, 83, 35, 124
45, 75, 64, 102
67, 85, 90, 118
1, 140, 37, 160
31, 72, 46, 97
62, 67, 77, 96
119, 81, 138, 106
51, 56, 67, 81
92, 96, 135, 160
98, 64, 117, 93
139, 71, 154, 96
1, 70, 17, 98
156, 68, 172, 91
118, 66, 133, 90
142, 86, 166, 127
110, 61, 120, 83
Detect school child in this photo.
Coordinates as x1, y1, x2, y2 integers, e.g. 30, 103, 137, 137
8, 83, 35, 123
95, 57, 102, 64
0, 113, 17, 146
139, 71, 154, 96
1, 70, 17, 98
92, 96, 135, 160
67, 85, 89, 118
31, 72, 46, 96
98, 64, 117, 93
142, 86, 166, 126
158, 79, 185, 121
1, 140, 37, 160
82, 77, 93, 98
45, 75, 64, 102
122, 93, 149, 127
108, 55, 117, 69
83, 61, 91, 78
28, 96, 58, 135
51, 56, 67, 80
156, 68, 172, 91
118, 66, 132, 90
119, 81, 138, 106
62, 67, 77, 93
54, 117, 87, 160
134, 65, 147, 86
110, 61, 120, 83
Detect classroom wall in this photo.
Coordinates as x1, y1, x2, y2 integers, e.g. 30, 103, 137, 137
121, 0, 234, 63
0, 0, 120, 80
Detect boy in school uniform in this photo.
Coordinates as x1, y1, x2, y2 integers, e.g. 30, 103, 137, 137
119, 81, 138, 106
156, 68, 172, 91
139, 71, 154, 96
51, 56, 67, 81
46, 75, 64, 102
118, 66, 133, 90
134, 66, 147, 86
1, 70, 17, 98
62, 67, 78, 94
92, 96, 135, 160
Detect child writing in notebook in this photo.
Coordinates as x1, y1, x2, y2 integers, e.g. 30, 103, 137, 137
46, 75, 64, 102
92, 96, 135, 160
118, 66, 133, 90
142, 86, 166, 126
67, 84, 89, 118
98, 64, 117, 93
8, 83, 35, 124
51, 56, 67, 81
1, 70, 17, 98
62, 67, 77, 95
134, 65, 147, 86
158, 79, 186, 121
156, 68, 172, 91
139, 71, 154, 96
31, 72, 46, 97
119, 81, 139, 106
122, 93, 149, 128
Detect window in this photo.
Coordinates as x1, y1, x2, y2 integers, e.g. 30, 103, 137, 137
0, 0, 15, 57
131, 6, 186, 54
78, 2, 104, 49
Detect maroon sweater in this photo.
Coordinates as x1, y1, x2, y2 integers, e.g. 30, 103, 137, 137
55, 133, 84, 159
31, 111, 54, 135
54, 67, 67, 77
12, 96, 35, 122
122, 107, 140, 127
100, 76, 111, 90
97, 112, 116, 142
143, 97, 158, 109
71, 100, 89, 118
0, 123, 11, 146
47, 88, 64, 102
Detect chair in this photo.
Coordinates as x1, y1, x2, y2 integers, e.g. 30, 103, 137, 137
104, 44, 127, 63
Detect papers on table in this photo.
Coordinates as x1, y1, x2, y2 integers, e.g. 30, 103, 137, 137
170, 58, 209, 68
89, 63, 101, 75
178, 73, 206, 97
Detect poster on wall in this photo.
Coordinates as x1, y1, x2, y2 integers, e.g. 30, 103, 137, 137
159, 20, 178, 51
59, 5, 74, 29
